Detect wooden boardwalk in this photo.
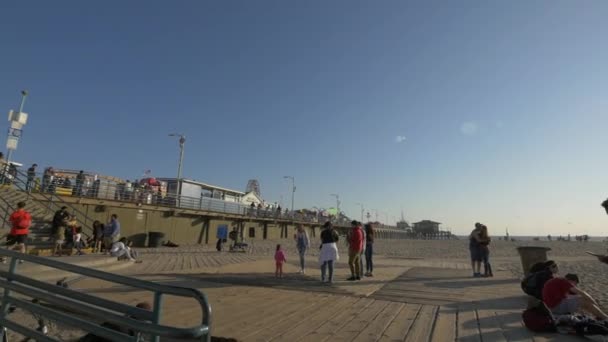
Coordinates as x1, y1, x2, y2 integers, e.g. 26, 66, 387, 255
69, 254, 588, 342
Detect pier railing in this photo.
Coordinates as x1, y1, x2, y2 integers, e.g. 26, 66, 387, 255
5, 168, 331, 223
0, 249, 211, 342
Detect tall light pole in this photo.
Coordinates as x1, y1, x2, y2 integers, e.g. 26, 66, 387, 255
6, 90, 29, 163
355, 202, 364, 222
283, 176, 295, 211
330, 194, 340, 221
169, 133, 186, 198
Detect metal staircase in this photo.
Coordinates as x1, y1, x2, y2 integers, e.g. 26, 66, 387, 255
0, 167, 97, 254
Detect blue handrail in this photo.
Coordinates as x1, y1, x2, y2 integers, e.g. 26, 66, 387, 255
0, 250, 211, 341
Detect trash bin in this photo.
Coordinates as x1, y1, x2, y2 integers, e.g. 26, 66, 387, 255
517, 246, 551, 275
148, 232, 165, 248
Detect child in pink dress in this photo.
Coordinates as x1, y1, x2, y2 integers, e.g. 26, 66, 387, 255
274, 244, 287, 278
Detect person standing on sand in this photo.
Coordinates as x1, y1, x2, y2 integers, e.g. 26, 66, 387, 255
478, 224, 492, 277
294, 224, 309, 274
469, 223, 483, 277
274, 244, 286, 278
319, 221, 339, 283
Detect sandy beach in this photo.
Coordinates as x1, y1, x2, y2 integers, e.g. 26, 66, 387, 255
241, 237, 608, 308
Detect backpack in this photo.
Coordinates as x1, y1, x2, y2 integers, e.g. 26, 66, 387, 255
522, 303, 556, 332
573, 316, 608, 336
521, 269, 553, 299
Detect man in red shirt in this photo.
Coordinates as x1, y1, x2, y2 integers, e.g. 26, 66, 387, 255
542, 273, 607, 320
8, 201, 31, 256
347, 221, 364, 281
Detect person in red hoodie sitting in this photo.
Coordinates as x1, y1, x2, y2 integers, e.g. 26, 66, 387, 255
8, 201, 31, 256
347, 221, 364, 281
542, 273, 608, 320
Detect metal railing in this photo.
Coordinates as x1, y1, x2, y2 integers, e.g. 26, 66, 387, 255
1, 167, 97, 239
0, 249, 211, 342
19, 169, 333, 224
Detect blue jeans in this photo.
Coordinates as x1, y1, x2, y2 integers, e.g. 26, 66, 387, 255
321, 260, 334, 282
365, 243, 373, 273
298, 248, 306, 270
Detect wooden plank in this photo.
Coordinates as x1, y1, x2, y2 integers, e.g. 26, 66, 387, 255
247, 295, 331, 341
430, 306, 456, 342
372, 288, 466, 302
270, 296, 359, 341
212, 289, 303, 337
378, 303, 422, 342
492, 310, 534, 342
456, 305, 480, 342
370, 294, 455, 306
476, 309, 506, 342
304, 297, 375, 342
404, 305, 437, 342
352, 302, 405, 342
234, 293, 320, 338
331, 300, 390, 342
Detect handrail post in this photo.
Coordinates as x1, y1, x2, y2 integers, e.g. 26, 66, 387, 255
0, 257, 19, 340
152, 292, 164, 342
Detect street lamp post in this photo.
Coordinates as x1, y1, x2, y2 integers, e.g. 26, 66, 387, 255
283, 176, 295, 211
330, 194, 340, 222
355, 202, 364, 222
6, 90, 29, 163
169, 133, 186, 200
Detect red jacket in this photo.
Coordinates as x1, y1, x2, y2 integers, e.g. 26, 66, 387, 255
349, 226, 364, 252
10, 209, 31, 236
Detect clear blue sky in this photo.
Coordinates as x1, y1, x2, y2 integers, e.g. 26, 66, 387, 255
1, 1, 608, 236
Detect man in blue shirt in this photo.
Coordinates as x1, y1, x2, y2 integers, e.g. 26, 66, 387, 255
103, 214, 121, 254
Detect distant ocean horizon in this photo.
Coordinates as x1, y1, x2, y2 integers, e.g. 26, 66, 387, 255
456, 235, 607, 242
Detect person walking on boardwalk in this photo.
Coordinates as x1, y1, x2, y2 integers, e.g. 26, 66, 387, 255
274, 244, 287, 278
469, 223, 483, 277
52, 206, 69, 256
26, 163, 37, 192
8, 201, 32, 257
294, 224, 309, 274
479, 224, 493, 277
347, 220, 364, 281
319, 221, 339, 283
364, 223, 375, 277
